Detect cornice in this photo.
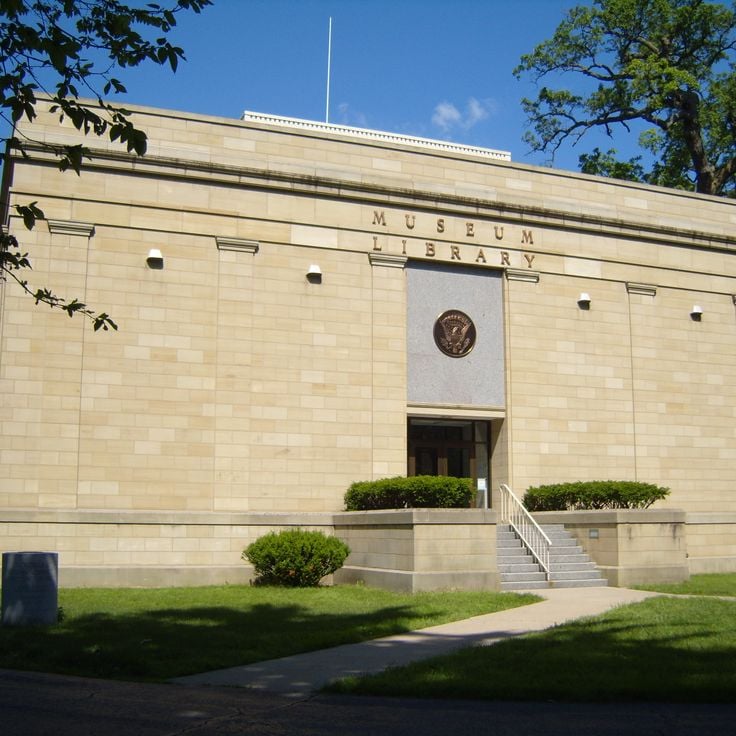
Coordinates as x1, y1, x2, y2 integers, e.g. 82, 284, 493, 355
15, 144, 736, 255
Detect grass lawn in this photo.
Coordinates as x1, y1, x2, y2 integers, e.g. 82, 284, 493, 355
635, 572, 736, 597
329, 596, 736, 702
0, 585, 537, 682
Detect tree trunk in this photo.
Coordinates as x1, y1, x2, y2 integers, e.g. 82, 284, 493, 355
695, 168, 716, 195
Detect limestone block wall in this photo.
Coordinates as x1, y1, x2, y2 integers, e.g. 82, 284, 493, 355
0, 510, 336, 587
533, 510, 688, 586
1, 155, 409, 517
628, 289, 736, 512
368, 255, 408, 479
3, 100, 736, 576
685, 514, 736, 573
505, 273, 637, 490
0, 218, 91, 510
504, 249, 736, 516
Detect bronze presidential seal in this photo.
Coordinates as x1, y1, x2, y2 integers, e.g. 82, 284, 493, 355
433, 309, 476, 358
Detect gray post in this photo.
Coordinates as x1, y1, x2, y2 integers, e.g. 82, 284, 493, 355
1, 552, 59, 626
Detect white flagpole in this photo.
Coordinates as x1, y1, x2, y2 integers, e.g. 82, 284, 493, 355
326, 17, 332, 123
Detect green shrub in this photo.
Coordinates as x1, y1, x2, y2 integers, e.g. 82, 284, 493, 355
523, 480, 670, 511
243, 530, 350, 587
344, 475, 473, 511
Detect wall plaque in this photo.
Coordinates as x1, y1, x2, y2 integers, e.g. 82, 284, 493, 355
433, 309, 476, 358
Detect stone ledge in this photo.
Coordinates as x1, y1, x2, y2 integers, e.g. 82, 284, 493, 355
686, 513, 736, 524
407, 403, 505, 420
334, 509, 498, 526
533, 509, 687, 525
3, 508, 497, 527
1, 509, 335, 527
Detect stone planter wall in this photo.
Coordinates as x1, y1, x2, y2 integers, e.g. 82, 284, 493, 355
532, 509, 688, 587
333, 509, 499, 592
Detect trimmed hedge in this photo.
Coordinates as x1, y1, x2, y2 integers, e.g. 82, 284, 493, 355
523, 480, 670, 511
243, 529, 350, 587
344, 475, 474, 511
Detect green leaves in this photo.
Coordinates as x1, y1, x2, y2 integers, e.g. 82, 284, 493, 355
103, 78, 127, 95
0, 0, 213, 162
523, 480, 671, 511
48, 98, 147, 164
516, 0, 736, 196
109, 120, 147, 155
243, 531, 350, 587
344, 476, 474, 510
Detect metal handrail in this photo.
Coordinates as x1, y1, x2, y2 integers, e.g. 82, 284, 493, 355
499, 483, 552, 580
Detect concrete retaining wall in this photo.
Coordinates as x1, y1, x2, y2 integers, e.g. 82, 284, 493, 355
3, 507, 718, 590
533, 509, 689, 586
333, 509, 500, 592
0, 509, 334, 588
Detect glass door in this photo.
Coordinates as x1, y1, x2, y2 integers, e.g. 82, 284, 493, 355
407, 419, 487, 481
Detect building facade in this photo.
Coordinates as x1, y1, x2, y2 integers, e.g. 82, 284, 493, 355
1, 102, 735, 586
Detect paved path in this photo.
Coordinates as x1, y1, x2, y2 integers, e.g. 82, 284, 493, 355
174, 586, 659, 697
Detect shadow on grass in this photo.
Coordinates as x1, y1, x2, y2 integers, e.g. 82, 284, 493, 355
0, 597, 489, 682
329, 597, 736, 703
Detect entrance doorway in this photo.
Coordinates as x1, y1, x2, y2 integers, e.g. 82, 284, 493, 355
407, 419, 489, 488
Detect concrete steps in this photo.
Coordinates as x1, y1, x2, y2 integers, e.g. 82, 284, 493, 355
498, 524, 607, 591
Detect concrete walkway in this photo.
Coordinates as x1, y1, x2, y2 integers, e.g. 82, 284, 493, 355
174, 586, 659, 697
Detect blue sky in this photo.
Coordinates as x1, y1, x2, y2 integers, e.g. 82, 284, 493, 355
107, 0, 636, 174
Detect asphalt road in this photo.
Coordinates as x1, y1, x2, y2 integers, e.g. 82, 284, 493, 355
1, 669, 733, 736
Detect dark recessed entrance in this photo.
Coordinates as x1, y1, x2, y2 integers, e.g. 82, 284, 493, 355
407, 419, 489, 487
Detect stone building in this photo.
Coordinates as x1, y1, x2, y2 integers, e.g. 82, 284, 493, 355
1, 101, 734, 588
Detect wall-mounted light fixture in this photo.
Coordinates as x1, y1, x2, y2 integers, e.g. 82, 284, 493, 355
306, 264, 322, 284
146, 249, 164, 269
577, 292, 591, 310
690, 304, 703, 321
